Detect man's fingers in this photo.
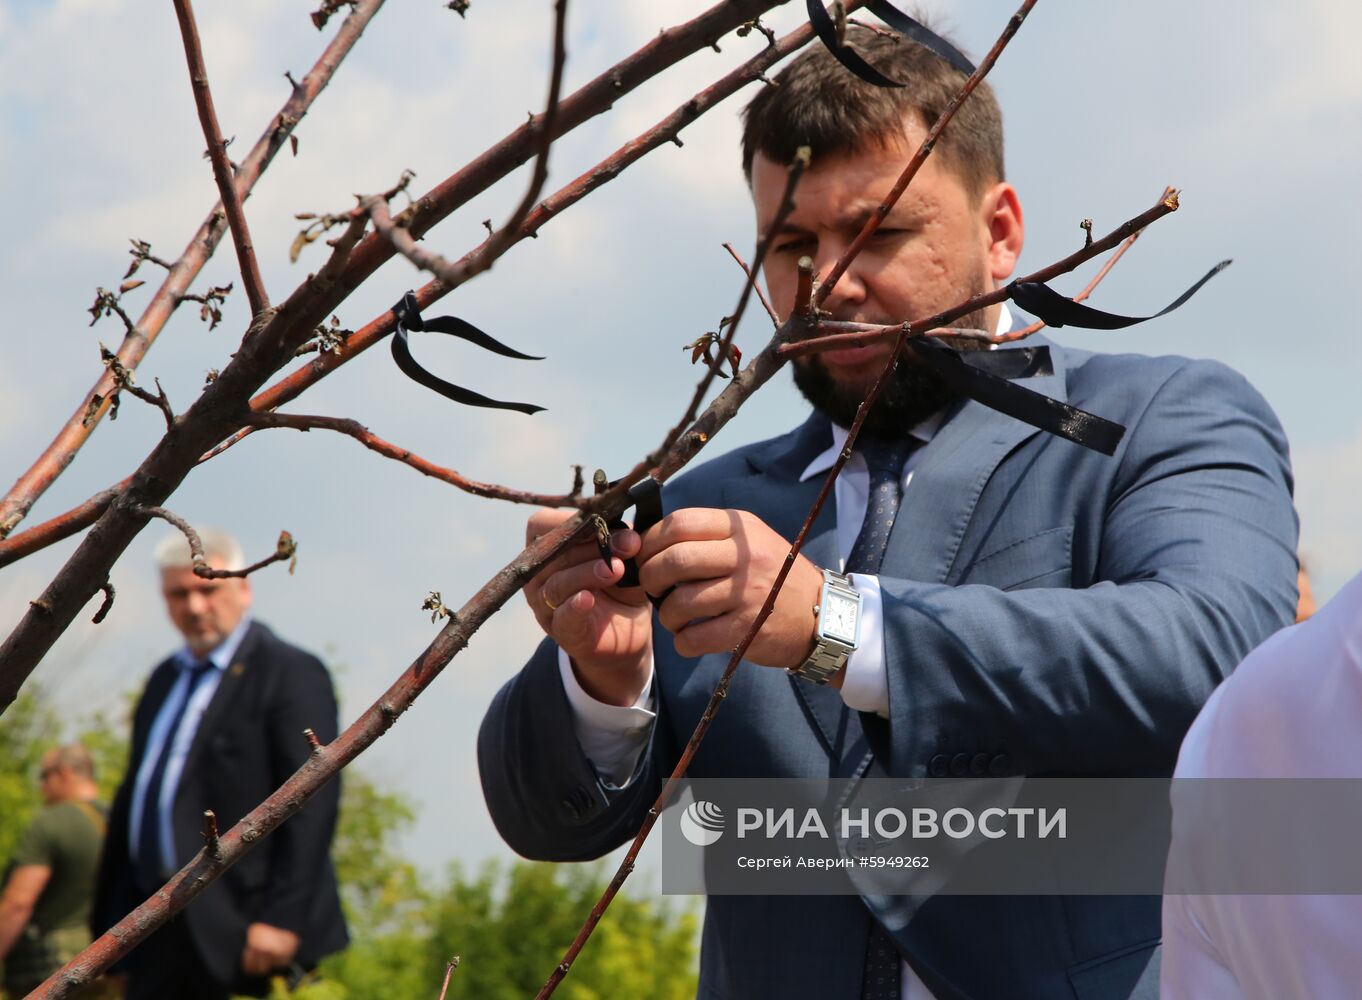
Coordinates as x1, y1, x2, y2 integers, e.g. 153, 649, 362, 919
541, 556, 626, 610
638, 508, 738, 562
656, 577, 738, 633
638, 538, 735, 596
526, 530, 639, 604
549, 590, 610, 649
672, 612, 742, 659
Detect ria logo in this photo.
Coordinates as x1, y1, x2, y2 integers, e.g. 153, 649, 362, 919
680, 800, 725, 846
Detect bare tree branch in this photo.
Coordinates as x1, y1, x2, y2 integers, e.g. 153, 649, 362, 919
172, 0, 270, 318
383, 0, 572, 288
246, 412, 586, 507
780, 190, 1180, 360
0, 492, 118, 571
437, 957, 461, 1000
138, 506, 297, 579
0, 0, 388, 540
721, 241, 779, 327
1008, 186, 1171, 338
91, 582, 115, 625
97, 346, 176, 429
0, 4, 845, 570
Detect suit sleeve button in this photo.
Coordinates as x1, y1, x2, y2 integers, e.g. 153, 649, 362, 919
988, 753, 1012, 777
970, 753, 990, 777
949, 753, 970, 777
928, 754, 949, 778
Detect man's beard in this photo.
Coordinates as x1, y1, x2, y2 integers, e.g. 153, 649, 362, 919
793, 298, 993, 435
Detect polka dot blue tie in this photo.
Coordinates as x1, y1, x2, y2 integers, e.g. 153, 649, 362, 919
848, 434, 916, 998
846, 434, 918, 576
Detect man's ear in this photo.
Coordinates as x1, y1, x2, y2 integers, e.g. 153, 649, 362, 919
980, 182, 1024, 283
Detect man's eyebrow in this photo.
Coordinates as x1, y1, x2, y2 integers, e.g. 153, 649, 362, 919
771, 204, 915, 235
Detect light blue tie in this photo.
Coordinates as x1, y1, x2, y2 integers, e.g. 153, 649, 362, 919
135, 659, 213, 889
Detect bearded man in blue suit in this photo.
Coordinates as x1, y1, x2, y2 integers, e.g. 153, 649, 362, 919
479, 27, 1297, 1000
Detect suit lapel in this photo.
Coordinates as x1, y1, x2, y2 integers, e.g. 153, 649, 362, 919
882, 336, 1069, 586
179, 622, 262, 786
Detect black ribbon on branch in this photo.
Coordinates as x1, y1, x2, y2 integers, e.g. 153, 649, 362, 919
1009, 259, 1233, 330
901, 258, 1233, 455
807, 0, 976, 88
391, 291, 545, 415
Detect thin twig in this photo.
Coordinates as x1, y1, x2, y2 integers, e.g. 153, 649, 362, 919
814, 0, 1040, 307
721, 242, 778, 326
202, 810, 221, 860
1010, 185, 1171, 337
99, 343, 177, 429
246, 412, 586, 507
436, 957, 461, 1000
91, 582, 115, 625
137, 506, 297, 579
87, 287, 138, 334
172, 0, 270, 317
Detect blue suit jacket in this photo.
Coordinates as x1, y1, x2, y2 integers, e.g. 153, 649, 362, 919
479, 342, 1298, 999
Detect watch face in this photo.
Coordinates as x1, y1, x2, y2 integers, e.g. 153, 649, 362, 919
822, 591, 858, 643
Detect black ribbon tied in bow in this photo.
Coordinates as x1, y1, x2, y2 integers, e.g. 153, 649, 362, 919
391, 291, 545, 415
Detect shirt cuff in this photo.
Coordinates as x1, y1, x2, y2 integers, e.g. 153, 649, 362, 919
841, 574, 890, 718
557, 647, 657, 787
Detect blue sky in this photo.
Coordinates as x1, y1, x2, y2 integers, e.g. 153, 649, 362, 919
2, 0, 1359, 874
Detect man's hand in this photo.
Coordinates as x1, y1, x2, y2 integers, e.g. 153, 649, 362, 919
638, 508, 823, 669
241, 922, 300, 978
525, 509, 653, 706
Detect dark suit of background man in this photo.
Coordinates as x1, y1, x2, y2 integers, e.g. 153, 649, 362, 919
93, 528, 348, 1000
479, 25, 1299, 1000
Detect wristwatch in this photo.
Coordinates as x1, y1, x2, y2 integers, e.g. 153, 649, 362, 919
789, 569, 861, 685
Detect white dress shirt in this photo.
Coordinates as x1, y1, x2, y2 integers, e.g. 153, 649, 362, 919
1161, 570, 1362, 999
128, 616, 252, 872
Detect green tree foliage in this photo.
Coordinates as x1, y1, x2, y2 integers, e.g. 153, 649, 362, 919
0, 690, 55, 866
296, 859, 699, 1000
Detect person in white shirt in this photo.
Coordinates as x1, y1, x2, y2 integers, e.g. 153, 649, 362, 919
1161, 569, 1362, 999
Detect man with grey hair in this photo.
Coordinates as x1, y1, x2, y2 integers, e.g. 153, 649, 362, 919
92, 528, 348, 1000
1, 743, 111, 999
